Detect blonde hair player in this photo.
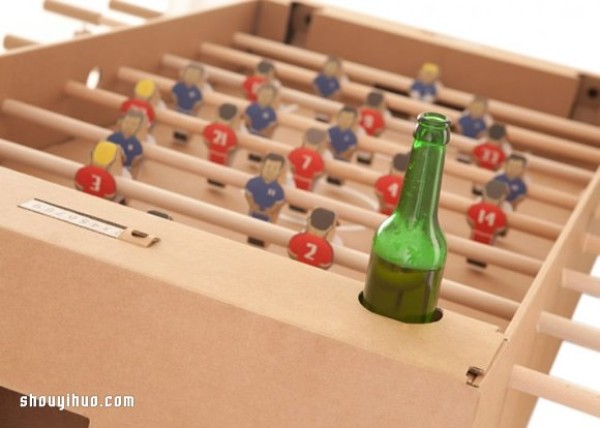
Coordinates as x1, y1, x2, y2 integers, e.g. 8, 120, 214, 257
74, 141, 125, 202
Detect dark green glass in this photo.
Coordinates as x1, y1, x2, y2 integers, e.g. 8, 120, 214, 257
360, 112, 451, 323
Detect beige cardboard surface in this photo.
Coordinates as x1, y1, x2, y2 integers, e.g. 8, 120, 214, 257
0, 167, 501, 426
302, 7, 579, 117
0, 1, 258, 149
0, 2, 597, 425
3, 118, 553, 330
472, 168, 600, 427
254, 0, 290, 42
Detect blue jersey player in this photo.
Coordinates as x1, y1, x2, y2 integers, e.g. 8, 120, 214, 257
457, 95, 491, 139
171, 62, 205, 142
313, 56, 343, 99
409, 62, 440, 103
107, 109, 144, 173
493, 153, 528, 209
326, 106, 359, 185
327, 106, 359, 161
171, 62, 204, 114
244, 83, 278, 137
245, 153, 286, 247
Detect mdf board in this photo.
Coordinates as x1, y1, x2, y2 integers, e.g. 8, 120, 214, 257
0, 1, 599, 427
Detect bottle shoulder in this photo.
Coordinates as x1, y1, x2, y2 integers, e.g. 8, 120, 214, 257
373, 216, 447, 270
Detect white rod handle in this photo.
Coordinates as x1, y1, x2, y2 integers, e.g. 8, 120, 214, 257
538, 311, 600, 353
511, 365, 600, 418
562, 268, 600, 298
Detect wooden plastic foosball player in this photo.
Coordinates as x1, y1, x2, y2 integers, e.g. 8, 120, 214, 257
1, 2, 600, 427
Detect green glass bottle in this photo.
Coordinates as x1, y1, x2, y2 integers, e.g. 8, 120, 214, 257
360, 112, 451, 324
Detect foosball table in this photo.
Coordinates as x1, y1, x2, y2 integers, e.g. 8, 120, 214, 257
1, 1, 599, 427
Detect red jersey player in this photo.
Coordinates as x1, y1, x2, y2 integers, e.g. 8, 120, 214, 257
75, 140, 124, 202
357, 90, 389, 165
120, 79, 159, 144
120, 79, 158, 124
242, 60, 277, 102
202, 103, 240, 187
288, 207, 337, 270
471, 123, 511, 195
288, 128, 327, 192
472, 123, 510, 171
374, 153, 410, 215
466, 179, 509, 268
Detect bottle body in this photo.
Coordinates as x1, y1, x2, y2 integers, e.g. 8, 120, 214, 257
361, 112, 450, 324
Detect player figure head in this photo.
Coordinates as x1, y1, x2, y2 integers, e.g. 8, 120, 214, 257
504, 153, 527, 180
256, 60, 275, 80
306, 207, 336, 239
134, 79, 159, 104
256, 83, 278, 107
322, 56, 342, 77
260, 153, 286, 183
418, 62, 440, 84
303, 127, 327, 152
365, 90, 385, 110
336, 106, 358, 130
488, 123, 507, 144
90, 140, 123, 175
217, 102, 240, 127
467, 95, 488, 119
181, 62, 205, 87
390, 153, 410, 175
120, 109, 145, 138
483, 179, 509, 206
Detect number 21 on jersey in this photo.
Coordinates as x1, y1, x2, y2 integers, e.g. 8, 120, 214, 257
212, 129, 229, 146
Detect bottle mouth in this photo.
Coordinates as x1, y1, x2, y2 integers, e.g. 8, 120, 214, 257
417, 112, 451, 128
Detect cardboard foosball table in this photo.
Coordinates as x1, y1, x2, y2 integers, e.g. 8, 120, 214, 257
1, 1, 599, 426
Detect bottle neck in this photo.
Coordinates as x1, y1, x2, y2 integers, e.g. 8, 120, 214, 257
395, 139, 446, 227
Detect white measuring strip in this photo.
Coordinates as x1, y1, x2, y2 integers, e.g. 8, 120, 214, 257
19, 199, 125, 239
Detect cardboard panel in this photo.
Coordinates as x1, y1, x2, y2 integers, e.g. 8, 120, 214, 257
0, 386, 89, 428
0, 1, 258, 150
254, 0, 291, 42
303, 8, 579, 117
0, 168, 505, 427
0, 169, 502, 427
472, 168, 600, 427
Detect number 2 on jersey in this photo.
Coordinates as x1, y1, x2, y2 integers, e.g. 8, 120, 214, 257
304, 242, 318, 260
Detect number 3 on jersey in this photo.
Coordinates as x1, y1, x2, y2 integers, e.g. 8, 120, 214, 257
90, 174, 102, 192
